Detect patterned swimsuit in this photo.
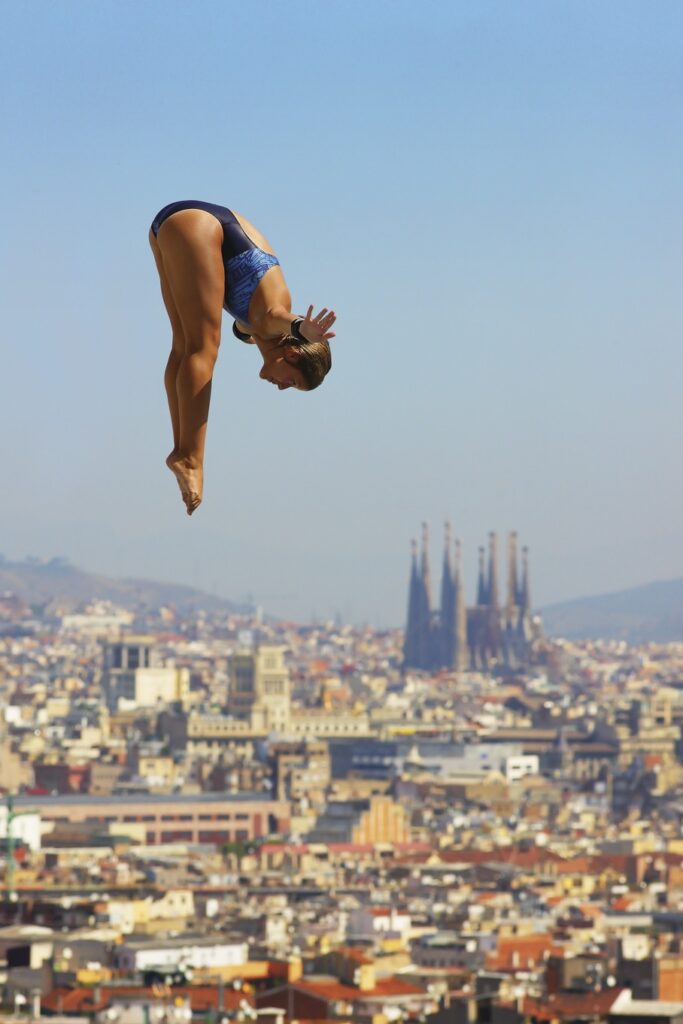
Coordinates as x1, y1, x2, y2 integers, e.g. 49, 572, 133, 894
151, 200, 280, 323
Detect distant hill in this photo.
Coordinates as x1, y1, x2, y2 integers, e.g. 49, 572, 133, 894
542, 578, 683, 643
0, 557, 248, 615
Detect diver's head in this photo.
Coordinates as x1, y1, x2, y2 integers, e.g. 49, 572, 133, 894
259, 338, 332, 391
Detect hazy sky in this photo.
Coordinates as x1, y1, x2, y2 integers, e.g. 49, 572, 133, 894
1, 1, 681, 625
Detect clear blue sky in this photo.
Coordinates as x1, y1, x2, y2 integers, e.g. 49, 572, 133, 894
1, 1, 681, 625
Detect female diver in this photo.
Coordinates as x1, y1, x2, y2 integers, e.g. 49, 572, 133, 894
149, 200, 336, 515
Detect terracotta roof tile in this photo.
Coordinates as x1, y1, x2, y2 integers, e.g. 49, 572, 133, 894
486, 933, 563, 970
292, 976, 427, 1002
42, 986, 254, 1014
521, 989, 624, 1020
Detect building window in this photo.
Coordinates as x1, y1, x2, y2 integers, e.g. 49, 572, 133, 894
198, 830, 228, 843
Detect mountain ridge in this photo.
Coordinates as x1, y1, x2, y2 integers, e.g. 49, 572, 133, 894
541, 577, 683, 643
0, 557, 247, 615
2, 557, 683, 641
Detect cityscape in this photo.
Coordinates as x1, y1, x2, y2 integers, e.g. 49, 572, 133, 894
2, 534, 683, 1024
3, 3, 682, 1024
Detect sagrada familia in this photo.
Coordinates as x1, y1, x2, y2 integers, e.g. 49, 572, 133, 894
403, 525, 537, 672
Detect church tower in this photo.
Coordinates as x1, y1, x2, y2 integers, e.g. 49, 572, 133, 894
517, 545, 534, 645
417, 522, 434, 668
487, 531, 500, 610
453, 537, 468, 671
403, 539, 421, 668
403, 526, 537, 672
520, 545, 531, 615
506, 531, 519, 625
440, 521, 455, 667
476, 546, 487, 605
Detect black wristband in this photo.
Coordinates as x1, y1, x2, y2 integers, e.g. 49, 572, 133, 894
290, 317, 305, 343
232, 321, 252, 342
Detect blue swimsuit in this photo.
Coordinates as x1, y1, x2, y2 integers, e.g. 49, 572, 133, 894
151, 200, 280, 323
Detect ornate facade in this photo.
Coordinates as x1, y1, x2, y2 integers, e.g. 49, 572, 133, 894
403, 525, 536, 671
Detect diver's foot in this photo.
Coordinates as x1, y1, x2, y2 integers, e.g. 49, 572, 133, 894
166, 449, 183, 486
166, 450, 188, 502
167, 452, 203, 515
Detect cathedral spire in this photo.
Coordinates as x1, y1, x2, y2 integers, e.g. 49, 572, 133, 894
403, 539, 420, 667
487, 531, 499, 609
417, 523, 433, 669
520, 545, 532, 614
453, 537, 468, 671
507, 530, 519, 619
443, 521, 453, 575
421, 522, 432, 597
440, 522, 455, 668
476, 545, 487, 605
441, 521, 453, 600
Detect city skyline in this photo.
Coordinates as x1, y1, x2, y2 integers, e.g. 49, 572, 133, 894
4, 557, 683, 1020
2, 3, 683, 1017
2, 544, 683, 643
4, 530, 683, 1016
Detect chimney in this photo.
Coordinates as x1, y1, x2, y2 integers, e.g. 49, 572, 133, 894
287, 956, 303, 983
358, 963, 376, 992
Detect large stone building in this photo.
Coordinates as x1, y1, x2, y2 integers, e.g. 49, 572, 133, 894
403, 524, 537, 671
103, 636, 189, 712
229, 646, 292, 732
15, 792, 289, 845
159, 646, 371, 752
307, 794, 409, 845
228, 647, 370, 737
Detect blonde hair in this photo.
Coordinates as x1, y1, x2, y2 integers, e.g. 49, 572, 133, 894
286, 339, 332, 390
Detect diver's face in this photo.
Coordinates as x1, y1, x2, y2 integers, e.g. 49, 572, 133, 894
259, 350, 307, 391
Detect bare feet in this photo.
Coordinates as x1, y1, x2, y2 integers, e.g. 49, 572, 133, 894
166, 451, 187, 501
166, 451, 203, 515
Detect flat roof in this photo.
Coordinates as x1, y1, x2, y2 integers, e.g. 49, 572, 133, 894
14, 793, 281, 807
611, 1002, 683, 1018
121, 935, 246, 950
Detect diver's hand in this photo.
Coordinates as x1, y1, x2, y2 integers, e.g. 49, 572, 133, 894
299, 305, 336, 343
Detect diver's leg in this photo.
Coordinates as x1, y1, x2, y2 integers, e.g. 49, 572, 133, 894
149, 229, 184, 462
155, 210, 225, 515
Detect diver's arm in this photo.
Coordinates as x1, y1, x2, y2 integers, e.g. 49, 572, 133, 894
255, 304, 337, 342
253, 305, 300, 338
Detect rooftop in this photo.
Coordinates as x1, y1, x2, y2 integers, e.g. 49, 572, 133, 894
14, 792, 280, 807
